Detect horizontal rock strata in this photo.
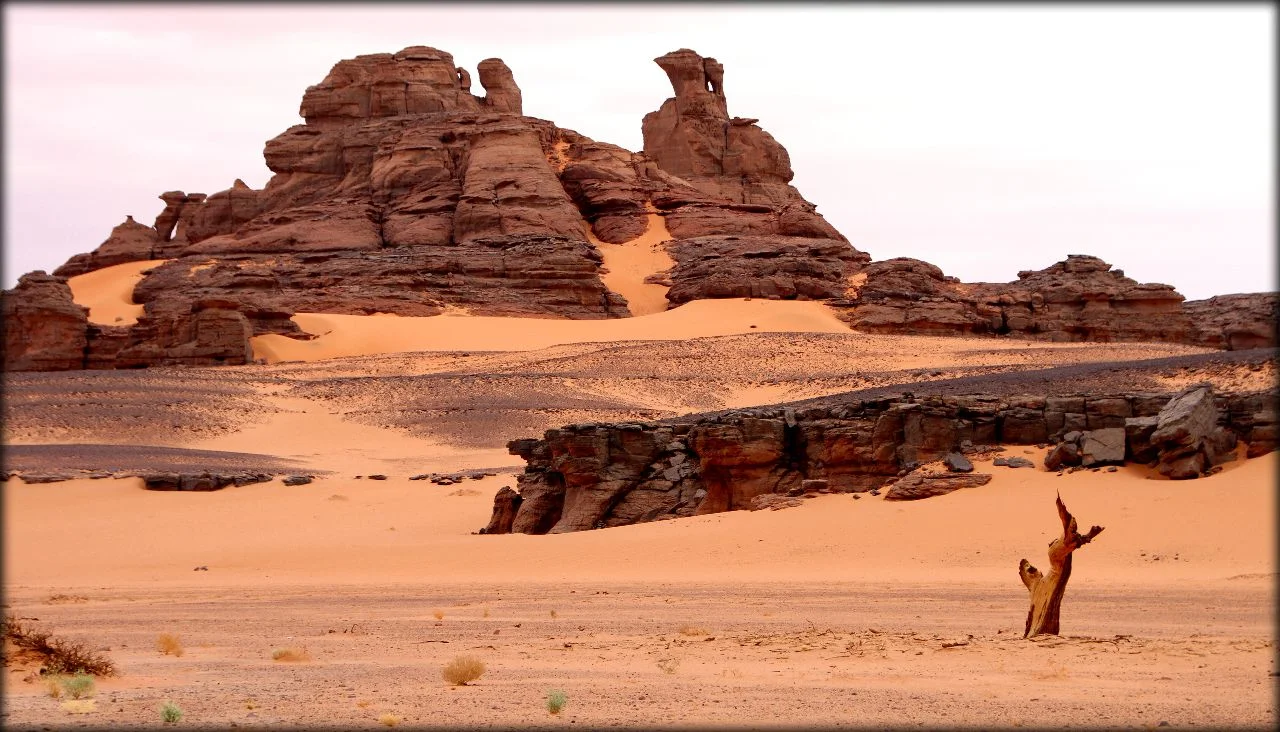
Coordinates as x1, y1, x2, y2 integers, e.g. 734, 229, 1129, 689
494, 385, 1275, 534
9, 45, 1269, 372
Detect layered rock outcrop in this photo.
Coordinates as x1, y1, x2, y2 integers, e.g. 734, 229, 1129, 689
4, 45, 1275, 372
2, 272, 89, 371
7, 45, 869, 371
493, 382, 1276, 534
835, 255, 1189, 342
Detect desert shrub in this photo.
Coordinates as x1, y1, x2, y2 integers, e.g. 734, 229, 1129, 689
60, 699, 96, 714
656, 658, 679, 675
160, 700, 183, 723
546, 690, 568, 715
44, 675, 64, 698
549, 610, 558, 619
156, 633, 184, 657
432, 609, 444, 620
45, 594, 88, 604
441, 655, 486, 686
271, 647, 311, 662
61, 672, 95, 699
378, 713, 401, 727
3, 614, 115, 676
678, 625, 707, 636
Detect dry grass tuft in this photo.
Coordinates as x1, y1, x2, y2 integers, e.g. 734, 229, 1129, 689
45, 594, 89, 604
656, 657, 680, 675
60, 699, 96, 714
44, 676, 64, 698
356, 699, 372, 708
482, 608, 490, 618
271, 646, 311, 662
2, 614, 115, 676
432, 609, 444, 621
678, 625, 708, 636
156, 633, 184, 657
549, 609, 558, 619
378, 713, 401, 727
441, 655, 486, 686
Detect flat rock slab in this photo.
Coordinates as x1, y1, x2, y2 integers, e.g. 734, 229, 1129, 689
884, 471, 992, 501
1080, 427, 1126, 466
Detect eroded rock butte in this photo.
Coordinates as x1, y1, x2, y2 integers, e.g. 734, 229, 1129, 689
3, 46, 1275, 371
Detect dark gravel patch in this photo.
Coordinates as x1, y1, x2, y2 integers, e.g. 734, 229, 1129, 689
2, 444, 310, 475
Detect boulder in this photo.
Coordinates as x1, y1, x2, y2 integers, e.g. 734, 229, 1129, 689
1150, 384, 1220, 479
1043, 441, 1081, 471
1079, 428, 1126, 466
943, 452, 974, 473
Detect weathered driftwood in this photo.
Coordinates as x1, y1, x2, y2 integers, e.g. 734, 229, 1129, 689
1018, 494, 1105, 638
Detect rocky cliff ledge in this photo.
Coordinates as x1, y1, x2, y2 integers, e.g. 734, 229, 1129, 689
489, 360, 1276, 534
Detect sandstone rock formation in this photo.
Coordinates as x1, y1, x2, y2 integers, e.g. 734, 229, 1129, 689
1184, 294, 1280, 351
495, 383, 1275, 534
834, 255, 1199, 344
482, 486, 523, 534
3, 45, 1275, 372
7, 45, 869, 371
2, 272, 89, 371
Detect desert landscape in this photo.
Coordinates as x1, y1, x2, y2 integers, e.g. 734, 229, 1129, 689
3, 17, 1277, 731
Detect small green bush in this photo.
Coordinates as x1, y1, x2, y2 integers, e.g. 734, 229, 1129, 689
60, 673, 95, 699
546, 690, 568, 715
160, 700, 183, 723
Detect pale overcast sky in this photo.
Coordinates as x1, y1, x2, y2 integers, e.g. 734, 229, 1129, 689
3, 3, 1274, 299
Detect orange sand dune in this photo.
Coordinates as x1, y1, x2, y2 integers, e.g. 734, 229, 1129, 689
250, 299, 854, 363
589, 210, 676, 316
65, 259, 168, 326
5, 448, 1272, 589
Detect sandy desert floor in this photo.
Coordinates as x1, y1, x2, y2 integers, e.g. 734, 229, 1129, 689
3, 280, 1277, 728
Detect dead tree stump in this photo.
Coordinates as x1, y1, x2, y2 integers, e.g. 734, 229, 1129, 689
1018, 493, 1104, 638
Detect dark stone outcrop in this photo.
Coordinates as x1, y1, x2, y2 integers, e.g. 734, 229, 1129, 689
494, 386, 1274, 534
141, 471, 275, 491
